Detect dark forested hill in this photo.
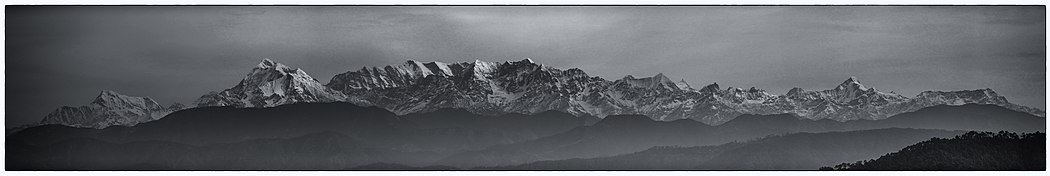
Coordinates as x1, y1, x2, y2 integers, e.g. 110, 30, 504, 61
822, 131, 1046, 171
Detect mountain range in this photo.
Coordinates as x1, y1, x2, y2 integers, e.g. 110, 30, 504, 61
320, 59, 1048, 125
8, 102, 1043, 170
11, 58, 1045, 171
28, 58, 1046, 130
208, 58, 1045, 125
33, 90, 185, 129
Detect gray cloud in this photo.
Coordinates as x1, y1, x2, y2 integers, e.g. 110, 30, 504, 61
6, 6, 1045, 128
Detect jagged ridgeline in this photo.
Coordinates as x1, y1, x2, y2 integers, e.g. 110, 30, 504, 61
35, 90, 186, 129
10, 58, 1045, 171
30, 59, 1046, 130
192, 59, 1042, 126
321, 59, 1044, 125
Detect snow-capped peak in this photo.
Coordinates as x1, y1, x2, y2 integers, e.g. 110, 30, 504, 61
835, 76, 867, 91
676, 79, 693, 90
423, 61, 454, 77
823, 76, 886, 104
320, 61, 1043, 125
250, 59, 305, 79
616, 73, 692, 91
94, 90, 132, 103
653, 73, 668, 80
506, 58, 541, 67
91, 90, 162, 109
396, 60, 436, 78
327, 59, 517, 91
472, 60, 500, 74
99, 89, 123, 97
916, 88, 1003, 101
844, 76, 859, 83
257, 58, 279, 68
197, 59, 349, 108
41, 90, 184, 129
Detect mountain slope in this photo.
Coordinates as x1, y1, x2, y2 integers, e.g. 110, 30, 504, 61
196, 59, 353, 108
36, 90, 185, 129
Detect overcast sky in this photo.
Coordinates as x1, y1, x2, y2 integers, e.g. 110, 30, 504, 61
6, 6, 1045, 128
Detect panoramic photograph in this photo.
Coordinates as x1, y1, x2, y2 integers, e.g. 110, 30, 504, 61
4, 6, 1047, 172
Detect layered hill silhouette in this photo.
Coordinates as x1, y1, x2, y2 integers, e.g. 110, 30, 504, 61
435, 104, 1045, 168
480, 128, 964, 170
8, 102, 590, 153
6, 102, 1045, 170
8, 131, 460, 170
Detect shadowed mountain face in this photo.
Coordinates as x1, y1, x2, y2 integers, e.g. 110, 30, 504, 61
6, 103, 1044, 170
482, 128, 964, 170
825, 131, 1046, 171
